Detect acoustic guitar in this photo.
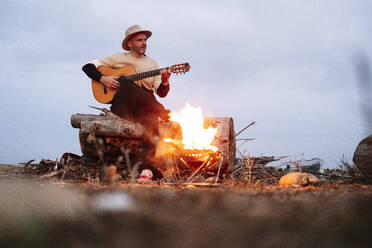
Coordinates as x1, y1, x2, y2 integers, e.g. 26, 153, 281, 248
91, 63, 190, 103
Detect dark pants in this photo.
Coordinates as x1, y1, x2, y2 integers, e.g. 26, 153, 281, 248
110, 77, 168, 164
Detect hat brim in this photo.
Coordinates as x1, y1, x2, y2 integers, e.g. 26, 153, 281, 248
122, 30, 152, 51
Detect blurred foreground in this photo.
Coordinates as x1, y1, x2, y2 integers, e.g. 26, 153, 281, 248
1, 164, 371, 248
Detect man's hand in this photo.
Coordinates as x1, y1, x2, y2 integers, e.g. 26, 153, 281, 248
160, 69, 171, 85
100, 76, 119, 89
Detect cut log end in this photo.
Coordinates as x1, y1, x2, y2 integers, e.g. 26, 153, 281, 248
353, 135, 372, 184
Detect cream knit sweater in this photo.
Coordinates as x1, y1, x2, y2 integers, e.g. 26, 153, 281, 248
89, 52, 161, 92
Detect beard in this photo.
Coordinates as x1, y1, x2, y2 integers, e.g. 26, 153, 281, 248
132, 44, 146, 55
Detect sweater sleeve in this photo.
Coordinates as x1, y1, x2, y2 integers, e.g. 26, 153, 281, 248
156, 83, 170, 98
82, 53, 121, 81
82, 63, 102, 82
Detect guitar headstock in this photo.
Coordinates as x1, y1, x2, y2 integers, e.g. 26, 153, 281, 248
170, 63, 190, 75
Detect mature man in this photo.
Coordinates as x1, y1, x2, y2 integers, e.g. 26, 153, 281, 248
82, 25, 171, 171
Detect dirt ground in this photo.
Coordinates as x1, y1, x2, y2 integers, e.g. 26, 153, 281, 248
1, 164, 372, 248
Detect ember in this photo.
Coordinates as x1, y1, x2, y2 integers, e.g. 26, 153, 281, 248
179, 149, 220, 170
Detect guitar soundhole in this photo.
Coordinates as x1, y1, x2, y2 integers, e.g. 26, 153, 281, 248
103, 85, 107, 94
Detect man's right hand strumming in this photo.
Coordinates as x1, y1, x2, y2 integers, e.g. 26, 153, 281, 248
101, 76, 119, 89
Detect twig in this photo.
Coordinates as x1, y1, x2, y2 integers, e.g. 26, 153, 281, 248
93, 136, 106, 167
254, 155, 289, 166
297, 161, 302, 173
247, 156, 253, 185
89, 105, 122, 120
248, 165, 252, 185
215, 156, 224, 184
312, 171, 354, 179
237, 140, 251, 148
232, 167, 244, 175
173, 154, 181, 181
258, 165, 278, 184
130, 161, 141, 184
123, 148, 132, 171
121, 148, 141, 184
276, 155, 290, 160
236, 121, 256, 137
40, 171, 60, 179
236, 149, 246, 168
236, 138, 255, 141
171, 167, 178, 183
186, 157, 211, 183
179, 157, 195, 171
61, 163, 71, 180
18, 159, 35, 165
236, 148, 244, 158
54, 157, 58, 171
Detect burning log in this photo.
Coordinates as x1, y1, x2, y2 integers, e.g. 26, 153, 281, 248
164, 117, 236, 176
205, 117, 236, 172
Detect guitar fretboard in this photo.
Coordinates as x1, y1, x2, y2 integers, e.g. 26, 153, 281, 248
126, 67, 169, 81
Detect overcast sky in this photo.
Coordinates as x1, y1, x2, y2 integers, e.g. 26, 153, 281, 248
0, 0, 371, 167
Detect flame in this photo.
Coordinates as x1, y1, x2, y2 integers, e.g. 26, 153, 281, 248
167, 103, 218, 151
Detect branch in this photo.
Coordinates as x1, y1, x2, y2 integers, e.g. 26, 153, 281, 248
88, 105, 122, 120
236, 121, 256, 137
237, 139, 255, 148
40, 170, 60, 179
236, 138, 255, 141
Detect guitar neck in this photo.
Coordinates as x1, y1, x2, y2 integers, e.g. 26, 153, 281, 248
126, 67, 169, 81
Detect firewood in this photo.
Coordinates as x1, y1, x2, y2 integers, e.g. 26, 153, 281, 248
353, 135, 372, 184
71, 113, 115, 128
80, 120, 144, 138
71, 114, 144, 138
40, 170, 60, 179
205, 117, 236, 172
72, 114, 236, 173
215, 156, 224, 184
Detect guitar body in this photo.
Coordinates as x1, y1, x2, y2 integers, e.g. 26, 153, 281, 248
92, 65, 137, 104
91, 62, 190, 103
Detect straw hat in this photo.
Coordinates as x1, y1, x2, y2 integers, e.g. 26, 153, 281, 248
122, 25, 152, 51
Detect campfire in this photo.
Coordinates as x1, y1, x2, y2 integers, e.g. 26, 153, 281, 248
70, 103, 236, 183
162, 103, 224, 181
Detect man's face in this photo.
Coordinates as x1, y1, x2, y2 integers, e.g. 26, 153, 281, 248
128, 33, 147, 55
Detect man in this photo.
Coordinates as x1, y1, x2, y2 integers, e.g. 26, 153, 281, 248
82, 25, 171, 173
